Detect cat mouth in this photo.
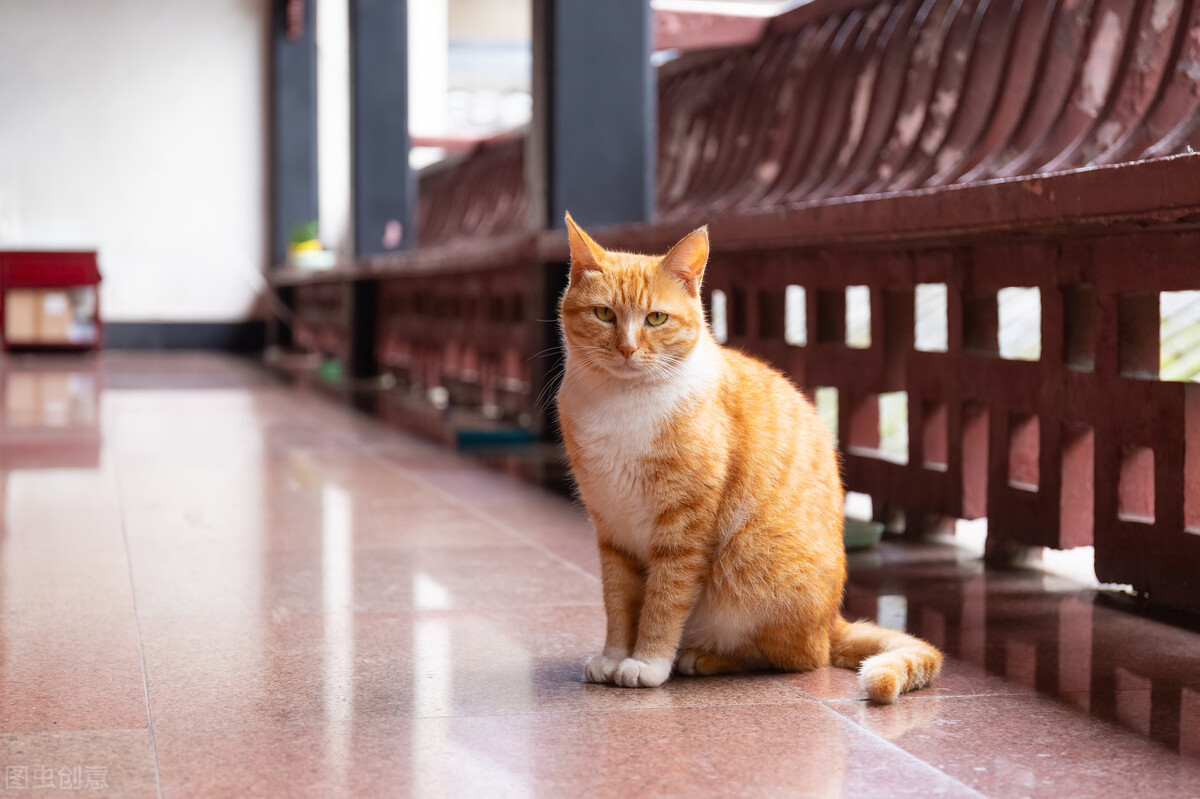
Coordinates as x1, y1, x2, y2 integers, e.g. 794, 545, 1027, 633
606, 359, 645, 378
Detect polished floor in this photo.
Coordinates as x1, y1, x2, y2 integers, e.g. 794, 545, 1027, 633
1, 352, 1199, 798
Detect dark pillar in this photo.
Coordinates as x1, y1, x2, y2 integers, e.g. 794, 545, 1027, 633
530, 0, 655, 230
350, 0, 415, 254
270, 0, 319, 267
348, 0, 413, 380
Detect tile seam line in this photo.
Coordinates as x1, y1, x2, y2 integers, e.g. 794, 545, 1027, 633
271, 387, 598, 581
809, 699, 990, 798
113, 465, 165, 799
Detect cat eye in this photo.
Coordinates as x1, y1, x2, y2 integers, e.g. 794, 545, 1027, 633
646, 311, 669, 326
595, 306, 616, 322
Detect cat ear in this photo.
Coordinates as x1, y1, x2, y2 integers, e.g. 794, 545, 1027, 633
565, 211, 607, 282
659, 226, 709, 295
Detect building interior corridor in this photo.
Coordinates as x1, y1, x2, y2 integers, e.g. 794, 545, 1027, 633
6, 0, 1200, 795
1, 353, 1197, 797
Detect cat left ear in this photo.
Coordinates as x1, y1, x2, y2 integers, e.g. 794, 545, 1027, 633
659, 226, 709, 295
565, 211, 607, 283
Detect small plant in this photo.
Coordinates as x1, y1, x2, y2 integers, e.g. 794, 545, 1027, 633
289, 220, 319, 246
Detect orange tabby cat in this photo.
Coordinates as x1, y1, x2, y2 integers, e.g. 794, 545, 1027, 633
556, 213, 941, 703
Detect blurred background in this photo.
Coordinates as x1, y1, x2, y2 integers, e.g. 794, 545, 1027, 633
0, 0, 781, 330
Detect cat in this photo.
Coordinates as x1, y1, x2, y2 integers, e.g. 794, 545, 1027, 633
555, 212, 942, 703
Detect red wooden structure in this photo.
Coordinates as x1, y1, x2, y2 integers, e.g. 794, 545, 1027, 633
0, 250, 103, 352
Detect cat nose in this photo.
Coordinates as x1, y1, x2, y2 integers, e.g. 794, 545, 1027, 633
618, 343, 638, 359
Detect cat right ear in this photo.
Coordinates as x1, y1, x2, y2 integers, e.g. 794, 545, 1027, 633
659, 226, 709, 296
565, 211, 606, 282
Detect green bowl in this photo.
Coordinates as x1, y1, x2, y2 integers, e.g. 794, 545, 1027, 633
844, 517, 884, 551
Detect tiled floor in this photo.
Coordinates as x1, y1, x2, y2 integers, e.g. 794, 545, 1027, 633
2, 352, 1199, 798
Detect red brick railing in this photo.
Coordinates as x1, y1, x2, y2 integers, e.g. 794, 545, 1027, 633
274, 0, 1200, 611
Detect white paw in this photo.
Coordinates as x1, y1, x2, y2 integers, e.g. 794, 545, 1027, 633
584, 652, 626, 683
613, 656, 672, 688
676, 650, 699, 676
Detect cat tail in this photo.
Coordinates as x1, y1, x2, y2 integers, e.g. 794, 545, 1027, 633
830, 618, 943, 704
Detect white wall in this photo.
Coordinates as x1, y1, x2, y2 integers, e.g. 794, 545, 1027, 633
0, 0, 268, 323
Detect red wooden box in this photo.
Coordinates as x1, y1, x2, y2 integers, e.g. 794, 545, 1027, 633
0, 250, 103, 352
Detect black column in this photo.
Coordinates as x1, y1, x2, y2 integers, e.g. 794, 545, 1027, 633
346, 0, 413, 381
530, 0, 655, 230
270, 0, 319, 267
350, 0, 415, 254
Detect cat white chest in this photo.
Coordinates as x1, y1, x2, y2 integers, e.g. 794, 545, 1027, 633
559, 344, 717, 561
570, 393, 664, 560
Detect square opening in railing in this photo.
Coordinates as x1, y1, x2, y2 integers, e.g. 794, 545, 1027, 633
879, 391, 909, 464
1118, 445, 1155, 524
709, 289, 728, 343
785, 285, 807, 347
1008, 411, 1040, 491
844, 490, 873, 521
915, 283, 948, 353
998, 287, 1041, 361
814, 386, 838, 441
846, 286, 871, 349
1160, 291, 1200, 382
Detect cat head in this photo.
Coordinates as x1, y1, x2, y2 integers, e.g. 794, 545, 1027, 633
559, 212, 710, 381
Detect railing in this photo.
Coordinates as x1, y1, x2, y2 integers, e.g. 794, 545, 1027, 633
415, 0, 1200, 243
274, 0, 1200, 611
373, 237, 541, 426
415, 132, 529, 248
684, 160, 1200, 610
656, 0, 1200, 216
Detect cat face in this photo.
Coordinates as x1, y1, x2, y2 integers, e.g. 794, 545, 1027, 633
560, 214, 710, 381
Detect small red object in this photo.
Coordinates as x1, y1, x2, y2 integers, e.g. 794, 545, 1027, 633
0, 250, 103, 352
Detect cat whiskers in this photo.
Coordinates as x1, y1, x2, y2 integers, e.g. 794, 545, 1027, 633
531, 343, 615, 413
526, 345, 565, 363
537, 347, 613, 412
642, 352, 687, 385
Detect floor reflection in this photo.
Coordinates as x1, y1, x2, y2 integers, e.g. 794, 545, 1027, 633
844, 543, 1200, 755
0, 356, 101, 469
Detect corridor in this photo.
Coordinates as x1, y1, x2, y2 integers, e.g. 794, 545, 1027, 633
1, 353, 1198, 797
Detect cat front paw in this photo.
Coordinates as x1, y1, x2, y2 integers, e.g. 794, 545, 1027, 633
613, 656, 672, 688
584, 652, 626, 683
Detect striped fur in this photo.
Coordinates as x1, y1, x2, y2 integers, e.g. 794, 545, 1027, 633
557, 214, 942, 702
